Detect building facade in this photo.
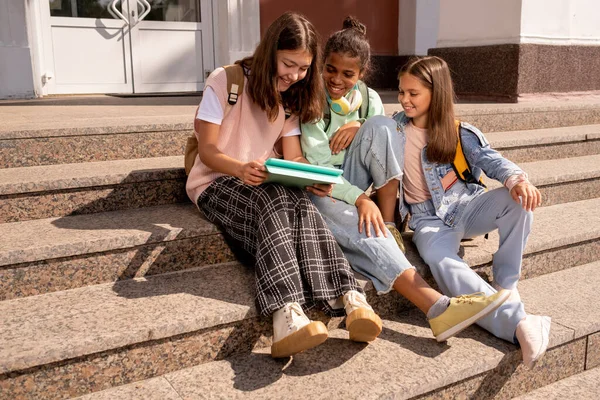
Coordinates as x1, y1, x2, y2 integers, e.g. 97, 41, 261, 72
1, 0, 599, 101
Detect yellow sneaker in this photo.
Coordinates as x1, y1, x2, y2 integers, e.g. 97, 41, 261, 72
385, 223, 406, 254
429, 290, 511, 342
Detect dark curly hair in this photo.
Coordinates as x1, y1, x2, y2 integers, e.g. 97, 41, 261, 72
323, 16, 371, 76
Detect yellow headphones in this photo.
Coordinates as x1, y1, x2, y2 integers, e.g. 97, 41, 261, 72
328, 86, 363, 116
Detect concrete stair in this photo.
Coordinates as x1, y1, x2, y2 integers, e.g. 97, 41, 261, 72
1, 98, 599, 399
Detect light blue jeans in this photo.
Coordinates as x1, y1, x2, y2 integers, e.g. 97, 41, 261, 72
410, 188, 531, 343
310, 122, 414, 294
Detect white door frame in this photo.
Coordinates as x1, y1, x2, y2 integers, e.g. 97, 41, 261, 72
37, 0, 215, 95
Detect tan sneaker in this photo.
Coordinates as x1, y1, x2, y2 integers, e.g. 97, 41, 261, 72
271, 302, 328, 358
385, 223, 406, 253
343, 290, 383, 342
429, 290, 511, 342
516, 315, 551, 368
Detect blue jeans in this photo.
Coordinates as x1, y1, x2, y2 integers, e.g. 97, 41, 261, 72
410, 188, 531, 342
310, 122, 414, 294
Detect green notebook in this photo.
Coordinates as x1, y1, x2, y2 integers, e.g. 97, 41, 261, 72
264, 158, 344, 188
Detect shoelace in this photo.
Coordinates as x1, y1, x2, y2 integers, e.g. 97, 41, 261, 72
455, 292, 485, 304
346, 291, 371, 310
286, 302, 307, 330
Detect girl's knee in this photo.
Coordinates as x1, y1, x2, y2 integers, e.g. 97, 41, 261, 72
419, 248, 446, 269
361, 116, 397, 136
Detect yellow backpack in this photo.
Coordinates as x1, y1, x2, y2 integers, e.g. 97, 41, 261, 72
453, 120, 486, 187
184, 64, 245, 175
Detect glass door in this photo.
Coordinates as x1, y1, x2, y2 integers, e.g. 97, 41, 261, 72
42, 0, 213, 95
128, 0, 213, 93
45, 0, 134, 94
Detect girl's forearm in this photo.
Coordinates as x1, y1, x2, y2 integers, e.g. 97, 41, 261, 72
199, 144, 243, 178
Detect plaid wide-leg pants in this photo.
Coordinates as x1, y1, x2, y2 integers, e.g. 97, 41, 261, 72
198, 176, 362, 316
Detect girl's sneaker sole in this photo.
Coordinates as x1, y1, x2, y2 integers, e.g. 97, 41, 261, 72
346, 308, 383, 342
271, 321, 328, 358
435, 289, 512, 342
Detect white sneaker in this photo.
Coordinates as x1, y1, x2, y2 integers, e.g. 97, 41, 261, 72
492, 282, 521, 304
343, 291, 382, 343
271, 302, 328, 358
516, 315, 551, 368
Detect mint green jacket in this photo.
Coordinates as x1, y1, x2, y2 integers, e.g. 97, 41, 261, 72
301, 87, 385, 205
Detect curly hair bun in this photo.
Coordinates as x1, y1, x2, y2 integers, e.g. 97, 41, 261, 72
342, 16, 366, 36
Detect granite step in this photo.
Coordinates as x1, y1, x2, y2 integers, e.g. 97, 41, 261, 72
0, 127, 190, 168
1, 194, 599, 303
0, 260, 360, 400
3, 100, 600, 168
59, 261, 600, 400
485, 153, 600, 207
2, 147, 600, 223
385, 99, 600, 133
512, 367, 600, 399
0, 156, 187, 223
486, 124, 600, 164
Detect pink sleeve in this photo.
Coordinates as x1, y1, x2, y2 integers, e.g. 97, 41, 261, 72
504, 173, 530, 191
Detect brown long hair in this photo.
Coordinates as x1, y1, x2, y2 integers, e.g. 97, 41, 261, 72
238, 12, 325, 124
400, 56, 457, 163
324, 16, 371, 77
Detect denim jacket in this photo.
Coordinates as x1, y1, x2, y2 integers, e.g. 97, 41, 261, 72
391, 112, 524, 228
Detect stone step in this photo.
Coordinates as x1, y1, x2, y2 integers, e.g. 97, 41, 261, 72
0, 127, 190, 168
385, 99, 600, 133
42, 261, 600, 400
487, 124, 600, 164
0, 156, 187, 223
512, 367, 600, 399
3, 101, 600, 168
0, 260, 358, 400
1, 195, 599, 304
0, 204, 236, 300
3, 147, 600, 223
485, 153, 600, 207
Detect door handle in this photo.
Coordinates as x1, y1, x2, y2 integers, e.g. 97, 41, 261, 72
137, 0, 152, 22
108, 0, 129, 25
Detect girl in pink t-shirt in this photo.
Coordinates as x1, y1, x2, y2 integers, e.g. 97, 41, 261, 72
188, 12, 382, 359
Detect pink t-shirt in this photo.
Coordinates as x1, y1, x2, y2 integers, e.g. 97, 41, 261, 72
185, 67, 300, 203
403, 122, 432, 204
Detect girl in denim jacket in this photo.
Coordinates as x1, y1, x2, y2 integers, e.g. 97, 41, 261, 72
302, 18, 511, 344
363, 56, 550, 368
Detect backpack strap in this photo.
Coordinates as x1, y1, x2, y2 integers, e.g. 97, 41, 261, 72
223, 64, 245, 107
322, 102, 332, 132
452, 120, 486, 188
357, 80, 370, 119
